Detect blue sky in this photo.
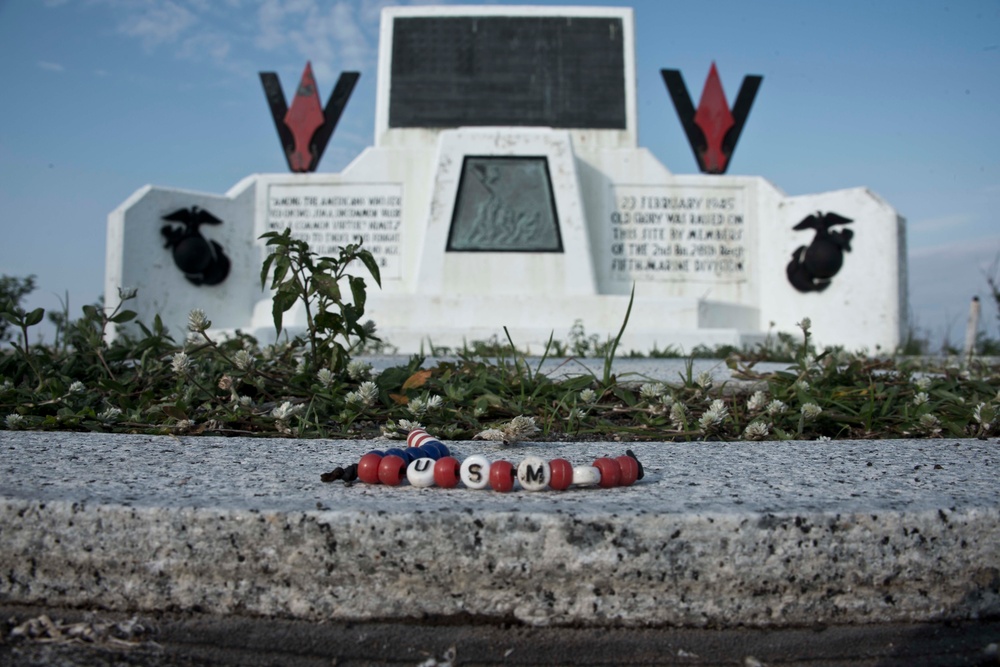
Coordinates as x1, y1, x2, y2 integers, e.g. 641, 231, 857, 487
1, 0, 998, 348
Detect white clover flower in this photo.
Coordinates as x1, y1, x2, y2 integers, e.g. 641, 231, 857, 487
347, 359, 372, 381
659, 393, 675, 408
426, 395, 443, 411
794, 379, 811, 392
117, 286, 138, 300
973, 402, 994, 431
271, 401, 302, 421
234, 395, 253, 409
174, 419, 195, 432
1, 380, 12, 392
171, 351, 192, 375
408, 395, 428, 416
473, 415, 539, 444
317, 368, 335, 389
349, 381, 379, 407
473, 405, 486, 418
398, 418, 423, 432
743, 421, 770, 440
5, 413, 24, 429
579, 388, 597, 404
695, 371, 713, 389
698, 398, 729, 431
98, 407, 122, 422
816, 435, 832, 442
797, 317, 812, 332
914, 376, 932, 392
669, 402, 687, 430
68, 381, 85, 394
232, 350, 255, 372
295, 357, 308, 375
801, 403, 822, 421
746, 390, 768, 412
919, 413, 942, 434
187, 308, 210, 333
766, 399, 788, 416
912, 392, 929, 407
639, 382, 666, 401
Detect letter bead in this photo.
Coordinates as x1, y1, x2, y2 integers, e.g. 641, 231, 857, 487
358, 452, 383, 485
489, 460, 516, 492
433, 456, 461, 488
406, 457, 436, 487
572, 465, 601, 487
460, 455, 491, 490
517, 456, 550, 491
378, 454, 407, 486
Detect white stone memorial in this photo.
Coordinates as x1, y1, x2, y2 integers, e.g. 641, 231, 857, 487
107, 5, 907, 353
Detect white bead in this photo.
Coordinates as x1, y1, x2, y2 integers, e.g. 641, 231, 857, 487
572, 465, 601, 487
460, 455, 491, 490
517, 456, 550, 491
408, 432, 433, 449
406, 458, 436, 487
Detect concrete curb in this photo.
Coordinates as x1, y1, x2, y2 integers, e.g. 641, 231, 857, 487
1, 432, 998, 629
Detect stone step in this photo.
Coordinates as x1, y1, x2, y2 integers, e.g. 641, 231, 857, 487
1, 432, 997, 629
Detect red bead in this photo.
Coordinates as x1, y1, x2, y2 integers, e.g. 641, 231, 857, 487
358, 453, 383, 485
433, 456, 461, 488
489, 460, 515, 492
378, 454, 407, 486
593, 457, 621, 488
406, 428, 429, 448
615, 455, 639, 486
549, 458, 573, 490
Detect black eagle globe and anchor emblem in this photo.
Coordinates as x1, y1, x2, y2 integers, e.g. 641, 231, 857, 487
161, 207, 231, 286
786, 211, 853, 293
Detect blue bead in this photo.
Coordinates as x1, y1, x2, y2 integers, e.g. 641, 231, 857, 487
425, 439, 450, 457
384, 448, 408, 461
365, 449, 385, 457
417, 443, 442, 460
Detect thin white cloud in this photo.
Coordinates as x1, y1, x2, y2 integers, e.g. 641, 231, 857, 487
254, 0, 377, 79
116, 0, 197, 51
37, 61, 65, 72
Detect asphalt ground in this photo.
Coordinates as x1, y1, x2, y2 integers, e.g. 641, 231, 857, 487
2, 604, 999, 666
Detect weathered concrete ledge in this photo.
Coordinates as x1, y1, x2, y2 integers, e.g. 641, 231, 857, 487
1, 432, 997, 629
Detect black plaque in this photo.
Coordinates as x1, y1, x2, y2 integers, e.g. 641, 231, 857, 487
447, 157, 562, 252
390, 16, 626, 129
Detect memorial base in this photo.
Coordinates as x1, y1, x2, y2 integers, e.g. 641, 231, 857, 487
247, 294, 766, 355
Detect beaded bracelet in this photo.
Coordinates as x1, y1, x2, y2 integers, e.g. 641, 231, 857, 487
321, 428, 645, 493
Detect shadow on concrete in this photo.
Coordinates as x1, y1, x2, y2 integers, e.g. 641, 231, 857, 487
2, 605, 998, 666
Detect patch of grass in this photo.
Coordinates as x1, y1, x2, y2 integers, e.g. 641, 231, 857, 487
3, 265, 1000, 442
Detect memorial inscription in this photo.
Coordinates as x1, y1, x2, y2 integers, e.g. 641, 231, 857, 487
265, 183, 403, 279
608, 185, 747, 282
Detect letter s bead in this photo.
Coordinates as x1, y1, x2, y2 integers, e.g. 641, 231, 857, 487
460, 455, 491, 490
